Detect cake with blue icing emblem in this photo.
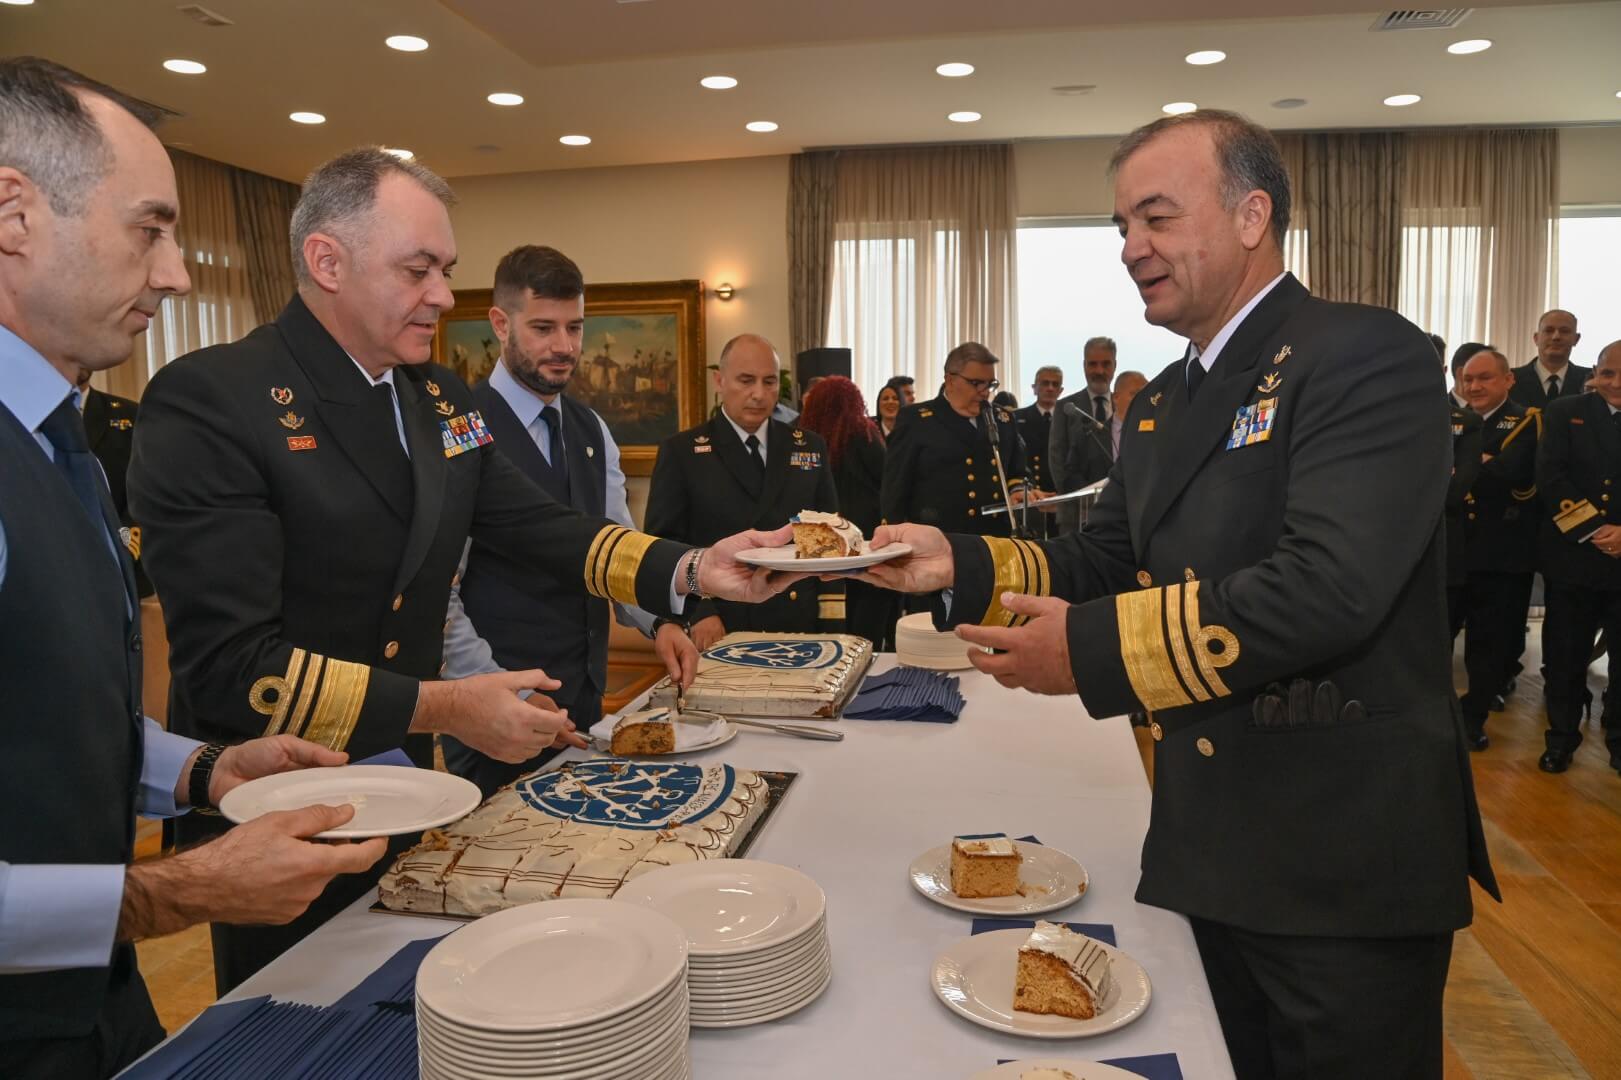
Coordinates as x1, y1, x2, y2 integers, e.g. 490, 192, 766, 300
647, 632, 874, 718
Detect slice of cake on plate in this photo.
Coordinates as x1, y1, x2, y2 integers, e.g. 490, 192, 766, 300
1013, 921, 1115, 1020
791, 511, 866, 558
950, 833, 1022, 897
610, 709, 676, 755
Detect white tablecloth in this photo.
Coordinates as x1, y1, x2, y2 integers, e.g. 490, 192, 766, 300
203, 658, 1235, 1078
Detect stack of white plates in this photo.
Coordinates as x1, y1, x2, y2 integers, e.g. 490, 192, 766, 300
415, 899, 691, 1079
896, 611, 976, 670
616, 859, 832, 1028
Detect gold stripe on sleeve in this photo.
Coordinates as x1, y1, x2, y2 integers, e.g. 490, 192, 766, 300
818, 594, 846, 621
604, 531, 659, 607
1554, 498, 1601, 534
1163, 584, 1212, 703
286, 653, 326, 740
249, 647, 306, 736
1184, 580, 1239, 698
584, 524, 624, 598
301, 657, 370, 751
1115, 588, 1193, 711
982, 537, 1029, 627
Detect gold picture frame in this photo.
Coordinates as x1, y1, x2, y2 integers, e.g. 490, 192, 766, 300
433, 280, 707, 476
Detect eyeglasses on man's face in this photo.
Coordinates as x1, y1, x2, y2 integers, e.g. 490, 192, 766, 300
949, 372, 999, 393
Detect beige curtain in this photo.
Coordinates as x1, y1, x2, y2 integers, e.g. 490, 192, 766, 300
1276, 137, 1312, 289
103, 150, 294, 400
824, 143, 1018, 395
787, 151, 837, 363
1399, 129, 1559, 364
1289, 133, 1403, 307
231, 165, 300, 327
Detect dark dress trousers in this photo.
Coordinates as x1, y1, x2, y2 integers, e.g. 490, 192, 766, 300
1444, 401, 1485, 628
128, 295, 688, 992
645, 413, 837, 634
1513, 360, 1590, 408
443, 385, 612, 797
82, 387, 153, 598
1452, 398, 1541, 739
936, 275, 1498, 1079
881, 395, 1026, 537
0, 399, 162, 1077
1536, 391, 1621, 758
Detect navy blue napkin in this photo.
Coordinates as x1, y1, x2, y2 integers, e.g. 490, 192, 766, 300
997, 1054, 1184, 1080
845, 666, 965, 722
971, 918, 1116, 948
353, 748, 413, 768
116, 996, 271, 1078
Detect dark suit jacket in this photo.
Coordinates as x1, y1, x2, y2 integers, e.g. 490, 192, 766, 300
831, 427, 885, 536
83, 387, 153, 597
940, 274, 1497, 936
1513, 360, 1590, 408
1459, 398, 1541, 574
1445, 402, 1484, 587
130, 294, 687, 763
881, 395, 1025, 536
1537, 391, 1621, 589
645, 413, 837, 633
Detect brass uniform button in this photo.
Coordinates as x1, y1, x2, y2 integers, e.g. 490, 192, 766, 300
1468, 513, 1476, 520
967, 474, 975, 482
391, 594, 403, 611
1136, 570, 1152, 588
1604, 495, 1612, 503
1184, 568, 1196, 582
1605, 479, 1613, 487
384, 640, 400, 659
789, 590, 799, 600
1151, 721, 1164, 742
965, 457, 974, 465
967, 508, 977, 517
1197, 737, 1215, 757
967, 491, 976, 499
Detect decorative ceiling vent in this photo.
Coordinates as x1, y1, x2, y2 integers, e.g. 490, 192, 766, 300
176, 4, 235, 28
1371, 9, 1472, 31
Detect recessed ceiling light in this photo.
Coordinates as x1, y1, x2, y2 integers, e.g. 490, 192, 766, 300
162, 59, 207, 75
936, 62, 975, 78
947, 111, 982, 123
745, 121, 779, 133
1184, 50, 1226, 66
0, 1, 36, 6
383, 147, 414, 160
559, 134, 592, 146
700, 75, 738, 90
1162, 101, 1198, 115
289, 111, 326, 125
1446, 39, 1491, 55
1051, 84, 1097, 96
1383, 93, 1422, 107
1271, 98, 1308, 110
487, 92, 524, 107
385, 35, 429, 52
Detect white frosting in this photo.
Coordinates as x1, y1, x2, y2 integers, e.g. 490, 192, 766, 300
611, 708, 672, 736
953, 835, 1017, 857
793, 511, 866, 554
648, 633, 874, 718
1022, 921, 1115, 1008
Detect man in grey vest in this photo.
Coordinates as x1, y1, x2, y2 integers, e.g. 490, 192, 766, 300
0, 58, 385, 1079
441, 246, 698, 795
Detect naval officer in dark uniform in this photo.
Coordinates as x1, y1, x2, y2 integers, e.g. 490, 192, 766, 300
129, 149, 793, 992
1535, 340, 1621, 775
74, 370, 152, 597
880, 341, 1027, 538
1445, 396, 1484, 636
1012, 366, 1063, 536
645, 333, 838, 651
1513, 309, 1588, 408
866, 110, 1496, 1080
1452, 349, 1541, 750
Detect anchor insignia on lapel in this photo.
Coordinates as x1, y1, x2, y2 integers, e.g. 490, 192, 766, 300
425, 380, 442, 397
1272, 345, 1292, 366
277, 410, 304, 430
1149, 392, 1163, 407
434, 400, 456, 417
1257, 371, 1282, 394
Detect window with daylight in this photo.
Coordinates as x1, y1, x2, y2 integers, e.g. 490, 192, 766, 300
1555, 210, 1621, 367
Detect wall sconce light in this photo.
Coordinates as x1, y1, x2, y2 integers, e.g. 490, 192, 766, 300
714, 282, 736, 301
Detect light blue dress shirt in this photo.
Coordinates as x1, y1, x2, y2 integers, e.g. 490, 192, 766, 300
0, 324, 201, 973
441, 363, 658, 685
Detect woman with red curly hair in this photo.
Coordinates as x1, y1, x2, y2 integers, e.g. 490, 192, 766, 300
798, 376, 898, 649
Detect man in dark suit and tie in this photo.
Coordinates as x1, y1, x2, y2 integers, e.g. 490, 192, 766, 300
1054, 371, 1147, 534
868, 108, 1495, 1078
645, 333, 838, 651
1013, 366, 1063, 536
438, 245, 699, 796
1047, 336, 1117, 513
1513, 309, 1587, 407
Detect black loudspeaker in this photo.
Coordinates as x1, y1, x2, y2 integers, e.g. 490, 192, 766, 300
795, 347, 852, 386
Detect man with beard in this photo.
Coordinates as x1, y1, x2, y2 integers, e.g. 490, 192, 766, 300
440, 246, 699, 795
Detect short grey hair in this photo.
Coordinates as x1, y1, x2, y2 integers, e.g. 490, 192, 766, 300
1115, 370, 1148, 388
717, 333, 780, 372
1464, 348, 1512, 375
1032, 365, 1064, 383
1110, 108, 1292, 248
290, 147, 457, 285
0, 57, 161, 216
1082, 336, 1117, 356
944, 342, 999, 375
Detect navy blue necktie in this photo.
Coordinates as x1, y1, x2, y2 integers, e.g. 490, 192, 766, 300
1186, 355, 1207, 401
540, 406, 570, 496
40, 396, 107, 531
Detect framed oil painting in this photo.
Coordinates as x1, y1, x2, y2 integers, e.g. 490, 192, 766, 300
433, 280, 707, 475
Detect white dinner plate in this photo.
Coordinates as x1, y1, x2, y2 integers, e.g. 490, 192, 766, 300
967, 1059, 1145, 1080
688, 942, 831, 1000
733, 541, 911, 572
416, 982, 685, 1054
218, 764, 480, 839
587, 709, 738, 756
931, 929, 1152, 1039
421, 1001, 688, 1078
689, 967, 833, 1028
909, 841, 1090, 916
416, 899, 688, 1032
687, 928, 827, 982
614, 860, 826, 955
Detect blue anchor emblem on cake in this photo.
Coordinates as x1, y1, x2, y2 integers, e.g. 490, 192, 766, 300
515, 761, 735, 830
703, 638, 844, 669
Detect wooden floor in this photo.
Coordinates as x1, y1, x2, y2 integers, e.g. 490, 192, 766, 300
136, 635, 1621, 1075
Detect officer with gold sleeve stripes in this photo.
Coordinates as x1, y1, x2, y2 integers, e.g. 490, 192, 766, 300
129, 149, 795, 994
1535, 339, 1621, 775
861, 110, 1496, 1078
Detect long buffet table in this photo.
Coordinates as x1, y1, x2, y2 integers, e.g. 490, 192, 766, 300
163, 657, 1234, 1078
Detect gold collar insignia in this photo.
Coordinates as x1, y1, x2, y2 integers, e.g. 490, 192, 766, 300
277, 410, 304, 430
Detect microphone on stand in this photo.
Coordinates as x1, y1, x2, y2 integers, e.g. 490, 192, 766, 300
1065, 400, 1114, 458
980, 401, 1030, 538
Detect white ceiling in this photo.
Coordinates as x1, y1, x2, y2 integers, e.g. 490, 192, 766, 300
3, 0, 1618, 182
